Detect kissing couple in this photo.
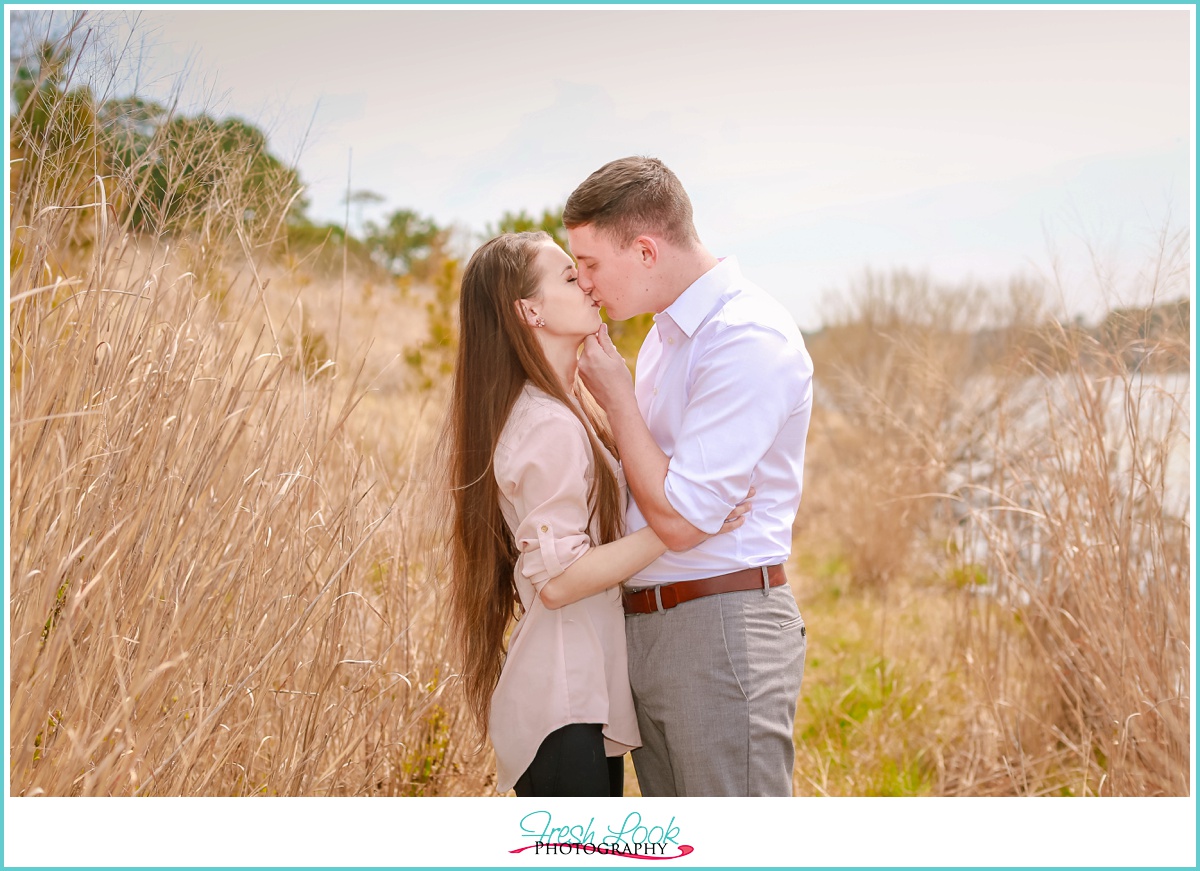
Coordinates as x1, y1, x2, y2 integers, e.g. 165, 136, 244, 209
446, 156, 813, 797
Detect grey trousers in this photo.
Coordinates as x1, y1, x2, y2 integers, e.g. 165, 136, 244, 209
624, 583, 807, 796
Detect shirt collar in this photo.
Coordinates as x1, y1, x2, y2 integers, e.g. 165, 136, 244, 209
656, 256, 740, 338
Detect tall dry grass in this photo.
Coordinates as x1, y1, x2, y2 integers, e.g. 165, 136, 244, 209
796, 248, 1191, 796
951, 311, 1191, 793
8, 18, 491, 796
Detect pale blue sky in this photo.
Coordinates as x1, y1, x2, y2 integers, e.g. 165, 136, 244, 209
15, 7, 1193, 329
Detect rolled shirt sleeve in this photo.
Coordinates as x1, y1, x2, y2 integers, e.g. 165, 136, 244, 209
663, 322, 813, 533
495, 407, 594, 592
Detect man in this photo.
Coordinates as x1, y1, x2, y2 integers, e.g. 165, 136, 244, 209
565, 156, 813, 797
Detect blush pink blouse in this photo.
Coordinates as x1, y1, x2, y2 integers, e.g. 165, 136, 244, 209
488, 383, 641, 793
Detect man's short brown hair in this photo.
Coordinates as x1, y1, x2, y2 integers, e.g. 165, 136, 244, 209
563, 156, 700, 248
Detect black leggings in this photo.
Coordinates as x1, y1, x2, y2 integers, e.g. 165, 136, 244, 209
513, 723, 624, 797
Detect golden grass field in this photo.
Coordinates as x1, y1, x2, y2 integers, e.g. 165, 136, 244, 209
8, 21, 1192, 798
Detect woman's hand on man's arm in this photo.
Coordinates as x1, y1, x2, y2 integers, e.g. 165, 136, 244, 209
537, 492, 752, 610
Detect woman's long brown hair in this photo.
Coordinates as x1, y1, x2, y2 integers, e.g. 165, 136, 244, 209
447, 231, 624, 740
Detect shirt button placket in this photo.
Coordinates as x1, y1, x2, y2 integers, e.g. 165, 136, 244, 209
654, 330, 677, 398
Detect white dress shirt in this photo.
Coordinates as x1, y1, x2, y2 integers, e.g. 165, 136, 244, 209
625, 257, 813, 589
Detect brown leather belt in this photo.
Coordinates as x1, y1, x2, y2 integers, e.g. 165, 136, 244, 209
622, 564, 786, 615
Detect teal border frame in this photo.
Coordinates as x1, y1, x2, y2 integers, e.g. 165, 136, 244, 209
1, 3, 1196, 870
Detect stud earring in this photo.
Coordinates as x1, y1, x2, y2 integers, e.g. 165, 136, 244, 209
534, 316, 546, 327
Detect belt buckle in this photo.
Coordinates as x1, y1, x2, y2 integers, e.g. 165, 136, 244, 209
761, 565, 771, 596
653, 585, 664, 612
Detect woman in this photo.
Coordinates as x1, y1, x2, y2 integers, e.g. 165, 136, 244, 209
446, 231, 747, 797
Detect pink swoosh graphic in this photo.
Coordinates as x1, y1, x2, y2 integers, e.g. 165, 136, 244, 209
508, 843, 694, 860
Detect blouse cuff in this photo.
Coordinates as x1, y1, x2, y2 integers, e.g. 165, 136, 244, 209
519, 525, 591, 592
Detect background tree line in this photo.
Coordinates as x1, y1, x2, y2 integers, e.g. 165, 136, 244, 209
11, 36, 454, 286
11, 34, 656, 362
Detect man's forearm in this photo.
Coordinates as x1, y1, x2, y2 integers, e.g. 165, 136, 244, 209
606, 394, 708, 551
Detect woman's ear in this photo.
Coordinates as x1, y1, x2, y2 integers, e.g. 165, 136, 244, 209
514, 299, 544, 328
